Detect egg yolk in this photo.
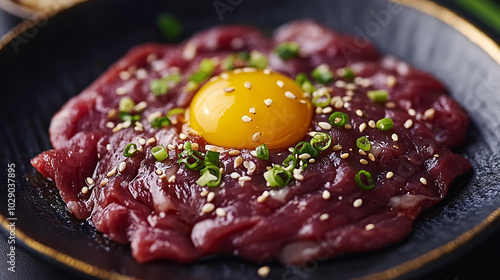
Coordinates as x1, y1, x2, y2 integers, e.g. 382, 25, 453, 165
189, 69, 313, 149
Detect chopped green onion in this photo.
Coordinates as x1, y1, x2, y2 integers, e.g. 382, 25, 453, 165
150, 79, 169, 96
151, 145, 168, 161
197, 165, 222, 187
295, 73, 317, 93
376, 117, 393, 131
356, 136, 371, 152
312, 64, 334, 85
188, 58, 216, 84
294, 142, 320, 159
119, 97, 135, 113
310, 132, 332, 151
185, 81, 199, 92
342, 68, 355, 80
166, 107, 185, 117
311, 88, 331, 107
222, 54, 236, 71
249, 51, 268, 69
367, 89, 389, 103
119, 112, 140, 122
178, 144, 204, 170
264, 166, 292, 188
151, 116, 171, 129
329, 112, 349, 127
256, 143, 269, 160
274, 42, 300, 60
355, 170, 375, 190
123, 143, 138, 157
282, 154, 297, 171
204, 150, 220, 166
238, 51, 250, 60
156, 13, 182, 41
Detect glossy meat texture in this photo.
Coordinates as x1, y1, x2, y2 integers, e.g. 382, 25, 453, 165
31, 20, 470, 264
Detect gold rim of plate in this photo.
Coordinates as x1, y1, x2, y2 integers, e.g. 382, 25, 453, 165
1, 1, 500, 279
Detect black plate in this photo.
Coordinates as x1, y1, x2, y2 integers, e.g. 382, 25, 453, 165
2, 0, 500, 279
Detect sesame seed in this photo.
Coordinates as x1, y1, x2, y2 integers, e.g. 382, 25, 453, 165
115, 86, 128, 95
368, 153, 376, 161
277, 80, 284, 88
404, 119, 413, 129
333, 100, 344, 109
252, 132, 261, 142
167, 144, 176, 150
228, 149, 240, 156
101, 178, 109, 186
224, 87, 235, 93
118, 162, 127, 172
257, 266, 270, 278
423, 108, 436, 120
106, 122, 115, 129
322, 190, 331, 200
133, 126, 144, 132
182, 42, 197, 60
360, 159, 368, 165
207, 192, 215, 202
242, 115, 252, 122
201, 203, 215, 213
365, 223, 375, 231
215, 208, 226, 217
239, 176, 252, 182
408, 108, 416, 116
112, 123, 123, 133
257, 191, 269, 203
392, 133, 399, 142
263, 69, 271, 75
420, 177, 428, 185
353, 198, 363, 208
243, 67, 256, 73
298, 153, 311, 160
318, 122, 332, 130
168, 175, 176, 183
332, 144, 342, 151
234, 156, 243, 168
319, 213, 329, 221
249, 107, 256, 114
345, 83, 357, 90
334, 80, 346, 88
191, 143, 199, 150
385, 101, 397, 109
322, 107, 333, 114
230, 172, 240, 179
285, 91, 296, 99
356, 109, 364, 117
359, 122, 367, 133
221, 73, 229, 80
250, 150, 258, 157
386, 171, 394, 178
200, 190, 209, 197
86, 177, 95, 186
137, 138, 146, 145
244, 82, 252, 89
294, 173, 304, 180
264, 99, 273, 107
156, 169, 163, 175
136, 69, 148, 80
340, 153, 349, 159
358, 149, 367, 156
434, 154, 440, 158
315, 107, 322, 114
81, 186, 89, 194
387, 75, 397, 87
345, 124, 352, 129
119, 71, 131, 80
107, 168, 117, 177
179, 133, 187, 140
106, 144, 112, 151
134, 101, 148, 112
368, 120, 376, 128
122, 120, 132, 128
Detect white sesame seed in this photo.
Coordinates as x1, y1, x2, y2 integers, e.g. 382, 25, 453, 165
134, 101, 148, 112
365, 223, 375, 231
167, 144, 176, 150
334, 80, 346, 88
392, 133, 399, 142
257, 266, 270, 277
360, 159, 368, 165
386, 171, 394, 178
136, 69, 148, 80
112, 123, 123, 133
119, 71, 131, 80
244, 82, 252, 89
285, 91, 296, 99
107, 168, 117, 177
207, 192, 215, 202
322, 190, 331, 200
201, 203, 215, 213
387, 75, 397, 87
200, 190, 209, 197
81, 186, 89, 194
249, 107, 256, 114
221, 73, 229, 80
368, 120, 376, 128
106, 144, 112, 151
118, 162, 127, 172
252, 132, 261, 142
356, 109, 364, 117
404, 119, 413, 129
322, 107, 333, 114
224, 87, 235, 93
242, 115, 252, 122
243, 67, 256, 73
420, 177, 428, 185
294, 173, 304, 180
345, 124, 352, 129
315, 107, 323, 114
408, 108, 416, 116
239, 176, 252, 182
250, 150, 258, 157
230, 172, 240, 179
234, 156, 243, 168
368, 153, 376, 162
359, 122, 367, 133
122, 120, 132, 128
298, 153, 311, 160
101, 178, 109, 186
106, 122, 115, 129
423, 108, 436, 120
257, 191, 269, 203
86, 177, 95, 186
156, 169, 163, 176
353, 198, 363, 208
179, 133, 187, 140
168, 175, 176, 183
318, 122, 332, 130
385, 101, 397, 109
215, 207, 226, 217
340, 153, 349, 159
115, 87, 128, 95
263, 69, 271, 75
434, 154, 440, 158
277, 80, 284, 88
264, 99, 273, 107
228, 150, 240, 156
332, 144, 342, 151
319, 213, 329, 221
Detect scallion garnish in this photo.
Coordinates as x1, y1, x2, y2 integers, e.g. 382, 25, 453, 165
310, 132, 332, 151
166, 107, 185, 117
355, 170, 375, 190
367, 89, 389, 103
312, 64, 334, 85
119, 112, 140, 122
249, 51, 268, 69
156, 13, 182, 41
342, 68, 355, 80
376, 117, 393, 131
151, 145, 168, 161
295, 73, 316, 93
187, 58, 216, 88
311, 88, 331, 107
204, 150, 220, 166
329, 112, 349, 127
282, 154, 297, 171
274, 42, 300, 60
150, 79, 169, 96
356, 136, 371, 152
294, 141, 320, 159
264, 166, 292, 188
197, 165, 222, 187
256, 143, 269, 160
123, 143, 138, 157
151, 116, 171, 129
178, 142, 204, 170
119, 97, 135, 113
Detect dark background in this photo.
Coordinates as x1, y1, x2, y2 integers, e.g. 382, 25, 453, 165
1, 0, 500, 279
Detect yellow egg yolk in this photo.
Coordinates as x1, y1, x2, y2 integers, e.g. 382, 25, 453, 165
189, 69, 313, 149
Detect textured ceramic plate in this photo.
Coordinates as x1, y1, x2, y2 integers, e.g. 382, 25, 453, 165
1, 0, 500, 279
